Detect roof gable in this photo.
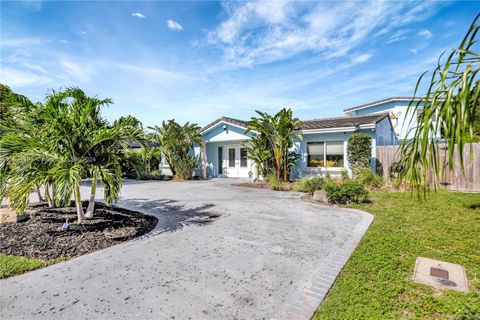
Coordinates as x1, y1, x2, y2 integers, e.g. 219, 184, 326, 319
200, 117, 247, 134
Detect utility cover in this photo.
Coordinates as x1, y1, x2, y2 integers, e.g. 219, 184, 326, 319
413, 257, 468, 291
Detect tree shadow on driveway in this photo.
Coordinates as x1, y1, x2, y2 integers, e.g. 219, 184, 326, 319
118, 198, 225, 238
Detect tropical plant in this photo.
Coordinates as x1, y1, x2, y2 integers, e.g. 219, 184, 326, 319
398, 14, 480, 192
242, 134, 272, 179
0, 87, 145, 222
245, 108, 303, 182
347, 133, 372, 177
149, 120, 202, 180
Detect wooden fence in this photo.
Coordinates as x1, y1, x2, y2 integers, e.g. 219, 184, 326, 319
376, 143, 480, 192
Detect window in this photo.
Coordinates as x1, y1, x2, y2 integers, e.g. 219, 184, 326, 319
228, 148, 235, 167
307, 141, 344, 168
240, 148, 248, 167
307, 142, 324, 167
218, 146, 223, 174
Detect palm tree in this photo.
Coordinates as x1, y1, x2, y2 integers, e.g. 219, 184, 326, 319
398, 14, 480, 192
149, 120, 202, 180
245, 108, 302, 182
0, 87, 145, 222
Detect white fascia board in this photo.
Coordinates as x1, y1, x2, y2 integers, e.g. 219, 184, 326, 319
343, 98, 422, 115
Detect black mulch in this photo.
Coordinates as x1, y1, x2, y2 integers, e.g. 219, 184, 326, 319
0, 203, 158, 261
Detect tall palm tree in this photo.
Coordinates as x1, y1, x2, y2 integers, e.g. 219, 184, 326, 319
398, 14, 480, 192
245, 108, 302, 182
149, 120, 202, 180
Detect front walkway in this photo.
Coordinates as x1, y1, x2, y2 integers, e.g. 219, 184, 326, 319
0, 179, 373, 319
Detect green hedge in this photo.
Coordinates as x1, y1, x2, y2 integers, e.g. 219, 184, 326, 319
347, 134, 372, 176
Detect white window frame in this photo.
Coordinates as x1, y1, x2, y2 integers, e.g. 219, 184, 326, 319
306, 141, 345, 169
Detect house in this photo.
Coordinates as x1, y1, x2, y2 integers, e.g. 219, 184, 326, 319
195, 105, 397, 179
343, 97, 426, 140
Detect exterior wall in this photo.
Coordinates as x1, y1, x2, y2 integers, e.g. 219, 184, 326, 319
291, 129, 376, 179
351, 100, 422, 140
375, 117, 397, 146
201, 123, 253, 178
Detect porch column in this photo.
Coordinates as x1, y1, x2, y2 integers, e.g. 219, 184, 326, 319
201, 142, 207, 179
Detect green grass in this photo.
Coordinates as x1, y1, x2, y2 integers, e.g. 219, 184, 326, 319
0, 253, 48, 278
315, 191, 480, 320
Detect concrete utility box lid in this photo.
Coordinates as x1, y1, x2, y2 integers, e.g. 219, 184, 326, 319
413, 257, 469, 292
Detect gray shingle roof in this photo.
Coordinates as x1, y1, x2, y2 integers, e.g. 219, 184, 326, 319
298, 113, 388, 130
201, 113, 389, 133
200, 117, 248, 133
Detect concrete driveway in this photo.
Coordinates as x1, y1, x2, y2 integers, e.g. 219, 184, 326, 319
0, 179, 373, 320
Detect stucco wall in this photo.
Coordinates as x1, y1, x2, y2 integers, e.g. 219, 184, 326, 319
201, 123, 252, 178
291, 129, 376, 179
375, 117, 397, 146
352, 101, 422, 140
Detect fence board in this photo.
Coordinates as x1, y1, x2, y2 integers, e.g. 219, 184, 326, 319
376, 143, 480, 192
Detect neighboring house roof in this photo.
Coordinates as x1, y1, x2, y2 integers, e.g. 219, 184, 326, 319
127, 140, 160, 149
298, 113, 389, 132
343, 97, 423, 115
200, 116, 248, 133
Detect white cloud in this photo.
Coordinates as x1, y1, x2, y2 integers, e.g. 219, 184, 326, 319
166, 19, 183, 31
386, 29, 410, 43
351, 53, 372, 64
207, 1, 443, 68
60, 39, 69, 44
80, 30, 87, 35
410, 48, 417, 55
60, 59, 94, 82
132, 12, 146, 19
418, 29, 433, 39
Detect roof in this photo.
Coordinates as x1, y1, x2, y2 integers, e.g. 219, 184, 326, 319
127, 140, 160, 149
200, 113, 390, 135
298, 113, 389, 131
343, 96, 423, 114
200, 116, 248, 133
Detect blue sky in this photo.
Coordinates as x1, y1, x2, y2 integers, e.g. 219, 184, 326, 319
1, 1, 478, 127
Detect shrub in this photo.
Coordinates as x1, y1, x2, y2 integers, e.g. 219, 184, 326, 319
267, 174, 291, 191
323, 180, 368, 204
174, 156, 199, 180
347, 134, 372, 176
294, 177, 325, 193
356, 168, 384, 190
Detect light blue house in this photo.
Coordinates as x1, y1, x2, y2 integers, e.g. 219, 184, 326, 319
193, 97, 418, 180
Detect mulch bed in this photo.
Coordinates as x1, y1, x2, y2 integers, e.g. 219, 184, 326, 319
0, 203, 158, 261
231, 182, 272, 189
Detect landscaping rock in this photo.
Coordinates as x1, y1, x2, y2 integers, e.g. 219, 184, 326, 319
312, 190, 328, 203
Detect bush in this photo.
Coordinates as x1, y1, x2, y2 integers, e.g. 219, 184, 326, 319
174, 156, 199, 180
294, 177, 326, 193
323, 180, 368, 204
356, 168, 384, 190
347, 134, 372, 176
267, 174, 291, 191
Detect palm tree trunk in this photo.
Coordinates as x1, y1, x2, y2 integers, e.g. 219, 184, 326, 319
51, 183, 56, 208
85, 177, 97, 219
35, 184, 45, 202
74, 183, 85, 223
44, 184, 54, 208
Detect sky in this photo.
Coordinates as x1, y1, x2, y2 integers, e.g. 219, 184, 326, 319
1, 0, 478, 128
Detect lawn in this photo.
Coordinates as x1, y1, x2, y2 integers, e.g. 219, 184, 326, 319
0, 253, 48, 278
315, 190, 480, 320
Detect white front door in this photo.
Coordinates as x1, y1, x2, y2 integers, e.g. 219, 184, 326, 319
223, 144, 251, 178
